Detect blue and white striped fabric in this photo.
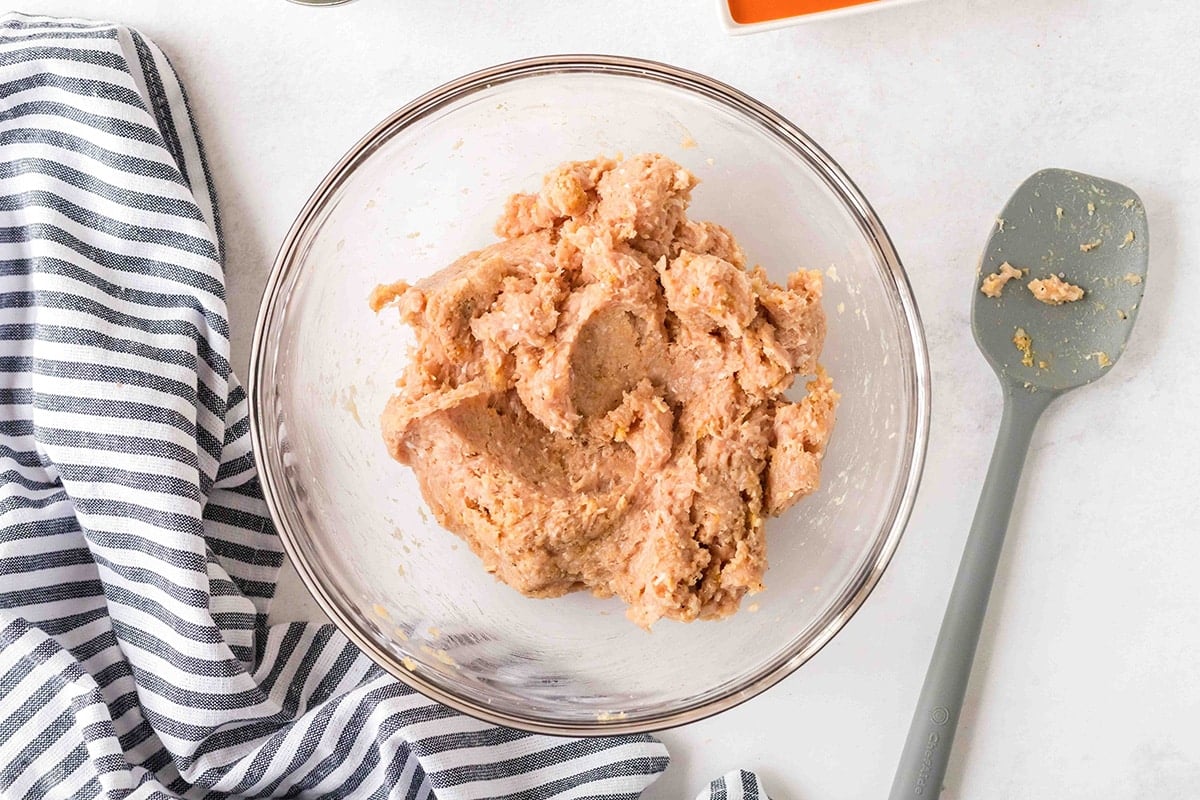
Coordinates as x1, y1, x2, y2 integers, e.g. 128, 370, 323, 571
0, 13, 673, 799
693, 770, 771, 800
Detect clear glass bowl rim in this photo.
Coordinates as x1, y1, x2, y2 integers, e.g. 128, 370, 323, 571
248, 54, 932, 736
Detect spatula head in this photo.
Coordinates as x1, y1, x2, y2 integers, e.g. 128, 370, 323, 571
972, 168, 1148, 394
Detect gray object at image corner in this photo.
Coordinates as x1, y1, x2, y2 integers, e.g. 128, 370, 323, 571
889, 168, 1149, 799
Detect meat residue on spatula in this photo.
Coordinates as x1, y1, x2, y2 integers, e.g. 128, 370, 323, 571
370, 153, 838, 628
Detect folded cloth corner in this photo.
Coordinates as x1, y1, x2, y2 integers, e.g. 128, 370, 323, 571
0, 12, 673, 799
695, 769, 772, 800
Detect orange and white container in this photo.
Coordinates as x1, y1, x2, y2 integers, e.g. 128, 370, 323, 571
719, 0, 926, 34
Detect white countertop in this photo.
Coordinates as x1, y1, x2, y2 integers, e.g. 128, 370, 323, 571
33, 1, 1200, 797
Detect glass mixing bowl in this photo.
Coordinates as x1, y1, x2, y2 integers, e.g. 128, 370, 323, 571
249, 56, 930, 735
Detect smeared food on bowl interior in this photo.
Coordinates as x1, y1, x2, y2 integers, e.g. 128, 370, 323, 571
369, 153, 838, 628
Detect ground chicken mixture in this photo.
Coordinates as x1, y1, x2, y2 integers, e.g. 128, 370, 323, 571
980, 261, 1024, 298
1028, 274, 1084, 305
369, 154, 837, 628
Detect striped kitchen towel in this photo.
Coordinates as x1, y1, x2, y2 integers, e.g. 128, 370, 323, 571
0, 12, 675, 799
694, 770, 771, 800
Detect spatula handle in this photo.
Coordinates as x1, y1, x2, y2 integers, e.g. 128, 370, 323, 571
888, 387, 1051, 800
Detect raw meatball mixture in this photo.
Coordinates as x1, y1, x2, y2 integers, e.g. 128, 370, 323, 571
1027, 274, 1084, 305
370, 154, 837, 627
980, 262, 1023, 298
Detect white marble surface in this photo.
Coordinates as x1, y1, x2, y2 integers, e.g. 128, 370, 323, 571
32, 0, 1200, 797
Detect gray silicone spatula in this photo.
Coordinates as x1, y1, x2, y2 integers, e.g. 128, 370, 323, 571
888, 169, 1149, 799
